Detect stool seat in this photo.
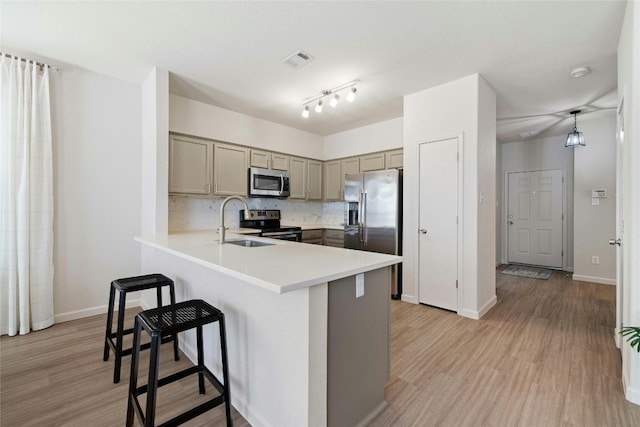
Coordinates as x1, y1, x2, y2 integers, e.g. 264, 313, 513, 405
127, 299, 232, 427
103, 273, 179, 383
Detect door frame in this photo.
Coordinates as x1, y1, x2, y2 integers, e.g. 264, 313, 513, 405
416, 134, 464, 313
615, 96, 625, 348
503, 167, 568, 271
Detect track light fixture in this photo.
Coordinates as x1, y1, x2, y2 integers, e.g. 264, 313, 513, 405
301, 80, 359, 119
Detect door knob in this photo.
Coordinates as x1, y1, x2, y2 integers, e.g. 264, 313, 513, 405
609, 238, 621, 246
419, 228, 427, 235
509, 221, 514, 225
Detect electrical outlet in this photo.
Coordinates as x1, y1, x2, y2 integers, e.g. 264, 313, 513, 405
356, 273, 364, 298
592, 256, 600, 265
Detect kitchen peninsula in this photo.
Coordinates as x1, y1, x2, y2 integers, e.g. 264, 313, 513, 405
137, 230, 402, 427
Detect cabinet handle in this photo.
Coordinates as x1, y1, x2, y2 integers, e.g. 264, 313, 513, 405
207, 182, 211, 194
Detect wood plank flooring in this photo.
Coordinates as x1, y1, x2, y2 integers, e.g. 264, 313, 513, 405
1, 267, 639, 426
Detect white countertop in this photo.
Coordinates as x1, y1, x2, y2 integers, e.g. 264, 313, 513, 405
299, 224, 344, 231
136, 231, 401, 294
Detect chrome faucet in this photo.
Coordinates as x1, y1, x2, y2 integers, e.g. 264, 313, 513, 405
218, 195, 251, 244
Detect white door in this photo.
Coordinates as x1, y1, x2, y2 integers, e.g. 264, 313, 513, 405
418, 138, 459, 312
614, 97, 625, 344
507, 170, 563, 268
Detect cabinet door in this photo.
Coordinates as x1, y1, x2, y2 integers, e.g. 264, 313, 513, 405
289, 157, 307, 199
385, 149, 403, 169
169, 135, 211, 194
342, 157, 360, 176
360, 153, 385, 172
271, 153, 290, 171
214, 143, 248, 196
324, 160, 342, 201
307, 160, 323, 200
250, 149, 270, 169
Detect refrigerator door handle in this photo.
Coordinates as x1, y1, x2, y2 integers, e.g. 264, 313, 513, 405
362, 190, 367, 244
358, 190, 364, 243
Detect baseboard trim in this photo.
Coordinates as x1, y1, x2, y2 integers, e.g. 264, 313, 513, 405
355, 400, 388, 427
401, 294, 417, 304
572, 274, 616, 286
54, 298, 141, 323
623, 371, 640, 405
459, 295, 497, 320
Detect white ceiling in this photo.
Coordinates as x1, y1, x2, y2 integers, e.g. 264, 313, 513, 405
1, 1, 626, 142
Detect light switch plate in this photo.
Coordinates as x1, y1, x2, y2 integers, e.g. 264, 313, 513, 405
356, 273, 364, 298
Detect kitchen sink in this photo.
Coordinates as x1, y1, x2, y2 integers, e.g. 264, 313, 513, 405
226, 239, 274, 248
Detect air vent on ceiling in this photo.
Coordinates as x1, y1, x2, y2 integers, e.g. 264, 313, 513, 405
282, 49, 315, 68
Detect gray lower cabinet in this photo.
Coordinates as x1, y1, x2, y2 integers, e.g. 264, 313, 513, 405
302, 229, 323, 245
324, 229, 344, 248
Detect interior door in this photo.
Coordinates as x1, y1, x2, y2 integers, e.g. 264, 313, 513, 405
614, 97, 625, 344
418, 138, 458, 312
507, 170, 563, 268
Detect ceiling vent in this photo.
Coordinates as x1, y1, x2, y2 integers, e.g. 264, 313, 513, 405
282, 49, 315, 68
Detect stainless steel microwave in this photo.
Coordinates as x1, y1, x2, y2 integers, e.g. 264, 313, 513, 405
248, 167, 290, 198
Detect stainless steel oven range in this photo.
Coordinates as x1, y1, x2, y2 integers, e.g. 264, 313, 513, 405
239, 209, 302, 242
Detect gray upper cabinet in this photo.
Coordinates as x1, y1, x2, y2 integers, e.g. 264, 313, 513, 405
342, 157, 360, 176
289, 157, 307, 199
214, 143, 248, 196
250, 149, 290, 171
324, 160, 342, 201
385, 149, 403, 169
360, 152, 386, 172
307, 160, 323, 200
169, 135, 211, 195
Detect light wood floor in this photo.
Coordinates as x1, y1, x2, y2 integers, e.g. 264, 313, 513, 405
2, 268, 639, 426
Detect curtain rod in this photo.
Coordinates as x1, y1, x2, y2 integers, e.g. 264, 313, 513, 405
1, 52, 59, 72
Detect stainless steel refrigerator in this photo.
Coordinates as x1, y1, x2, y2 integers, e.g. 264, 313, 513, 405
344, 169, 403, 298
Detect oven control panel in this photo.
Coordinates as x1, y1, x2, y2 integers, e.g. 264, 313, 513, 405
241, 209, 280, 220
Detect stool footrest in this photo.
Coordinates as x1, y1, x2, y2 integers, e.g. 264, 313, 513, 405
130, 365, 228, 427
106, 334, 176, 358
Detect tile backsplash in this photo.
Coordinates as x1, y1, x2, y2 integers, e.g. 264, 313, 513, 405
169, 196, 344, 232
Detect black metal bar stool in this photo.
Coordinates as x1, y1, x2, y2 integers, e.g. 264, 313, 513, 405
126, 299, 232, 427
103, 273, 180, 383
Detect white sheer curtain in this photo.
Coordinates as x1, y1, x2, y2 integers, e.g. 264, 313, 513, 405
0, 54, 54, 336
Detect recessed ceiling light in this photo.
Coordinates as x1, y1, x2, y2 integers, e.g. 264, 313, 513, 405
570, 66, 591, 78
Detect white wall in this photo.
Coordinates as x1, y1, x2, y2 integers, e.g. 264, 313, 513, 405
323, 117, 403, 159
573, 114, 617, 284
500, 135, 575, 270
403, 73, 496, 319
169, 94, 324, 160
51, 66, 142, 321
617, 0, 640, 404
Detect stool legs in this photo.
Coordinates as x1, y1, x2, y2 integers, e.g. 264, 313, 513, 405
103, 286, 116, 361
114, 289, 127, 383
145, 331, 162, 427
170, 284, 180, 362
219, 314, 232, 427
126, 317, 142, 427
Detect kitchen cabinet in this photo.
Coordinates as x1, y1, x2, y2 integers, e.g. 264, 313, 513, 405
324, 160, 342, 201
324, 229, 344, 248
360, 152, 386, 172
250, 149, 290, 171
169, 135, 211, 195
341, 157, 360, 176
302, 229, 323, 245
385, 149, 403, 169
290, 157, 322, 200
307, 160, 323, 200
214, 143, 248, 196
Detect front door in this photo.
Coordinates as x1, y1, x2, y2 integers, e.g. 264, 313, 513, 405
418, 138, 459, 312
507, 170, 563, 268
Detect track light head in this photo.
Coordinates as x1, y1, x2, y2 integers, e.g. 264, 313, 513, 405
330, 94, 339, 108
315, 100, 323, 113
301, 105, 309, 118
347, 86, 357, 102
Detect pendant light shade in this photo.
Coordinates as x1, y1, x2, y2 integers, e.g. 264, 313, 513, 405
566, 110, 586, 148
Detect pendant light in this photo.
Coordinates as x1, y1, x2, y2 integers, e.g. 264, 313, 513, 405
566, 110, 585, 148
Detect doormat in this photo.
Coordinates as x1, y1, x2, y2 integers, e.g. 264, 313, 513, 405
501, 265, 553, 280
